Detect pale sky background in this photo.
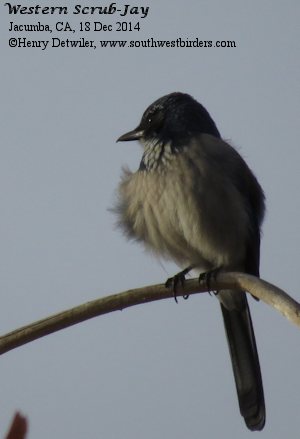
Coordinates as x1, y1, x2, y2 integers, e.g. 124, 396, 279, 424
0, 1, 299, 438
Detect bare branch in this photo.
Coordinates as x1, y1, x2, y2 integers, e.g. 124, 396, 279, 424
0, 272, 299, 356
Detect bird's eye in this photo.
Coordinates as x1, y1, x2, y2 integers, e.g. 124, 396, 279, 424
142, 109, 163, 130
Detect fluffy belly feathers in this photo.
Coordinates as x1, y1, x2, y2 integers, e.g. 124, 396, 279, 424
118, 161, 247, 271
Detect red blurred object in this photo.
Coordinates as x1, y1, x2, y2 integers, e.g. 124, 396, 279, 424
5, 412, 28, 439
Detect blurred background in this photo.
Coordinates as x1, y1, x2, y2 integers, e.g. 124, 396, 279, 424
1, 1, 299, 437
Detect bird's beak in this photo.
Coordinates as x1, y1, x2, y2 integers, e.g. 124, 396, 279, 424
117, 128, 144, 142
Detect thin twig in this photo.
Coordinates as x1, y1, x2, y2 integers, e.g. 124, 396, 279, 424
0, 272, 299, 356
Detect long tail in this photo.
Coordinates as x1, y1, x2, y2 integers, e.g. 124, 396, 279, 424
220, 297, 265, 431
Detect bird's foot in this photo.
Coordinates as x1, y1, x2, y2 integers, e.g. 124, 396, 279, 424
199, 267, 222, 296
165, 266, 193, 303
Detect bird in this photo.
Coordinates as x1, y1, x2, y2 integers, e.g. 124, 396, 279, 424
114, 92, 265, 431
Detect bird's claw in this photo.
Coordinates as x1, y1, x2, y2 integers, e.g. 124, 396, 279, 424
199, 267, 222, 295
165, 268, 190, 303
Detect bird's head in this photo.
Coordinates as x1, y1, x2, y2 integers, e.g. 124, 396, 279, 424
117, 92, 220, 149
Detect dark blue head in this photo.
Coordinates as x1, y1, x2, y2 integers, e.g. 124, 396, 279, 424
117, 92, 221, 147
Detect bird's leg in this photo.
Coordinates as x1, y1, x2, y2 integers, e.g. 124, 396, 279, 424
165, 265, 194, 303
199, 266, 223, 296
